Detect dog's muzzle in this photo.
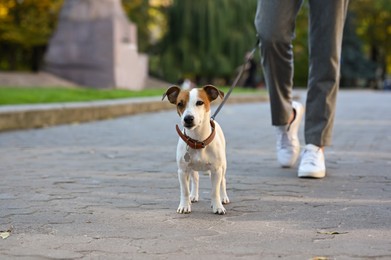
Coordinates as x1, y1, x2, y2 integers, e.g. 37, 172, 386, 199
183, 115, 195, 128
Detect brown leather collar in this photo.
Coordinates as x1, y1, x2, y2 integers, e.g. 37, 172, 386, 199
176, 120, 216, 149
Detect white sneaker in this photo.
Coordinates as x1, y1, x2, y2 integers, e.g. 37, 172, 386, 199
298, 144, 326, 178
275, 101, 304, 168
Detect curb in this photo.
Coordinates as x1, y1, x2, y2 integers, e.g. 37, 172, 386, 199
0, 94, 269, 132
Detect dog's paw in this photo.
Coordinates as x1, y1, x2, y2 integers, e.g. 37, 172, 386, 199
177, 204, 191, 214
190, 194, 199, 203
212, 204, 226, 215
222, 196, 230, 204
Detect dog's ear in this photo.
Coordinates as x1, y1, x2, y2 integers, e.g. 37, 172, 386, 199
203, 85, 224, 101
162, 85, 181, 104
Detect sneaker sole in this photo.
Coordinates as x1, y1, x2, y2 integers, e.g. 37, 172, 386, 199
298, 170, 326, 179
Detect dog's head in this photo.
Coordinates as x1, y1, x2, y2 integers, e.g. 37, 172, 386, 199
162, 85, 224, 130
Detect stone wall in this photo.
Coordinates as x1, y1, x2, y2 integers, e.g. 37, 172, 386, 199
44, 0, 148, 90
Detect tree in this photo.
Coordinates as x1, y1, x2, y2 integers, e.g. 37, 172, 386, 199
0, 0, 63, 71
349, 0, 391, 86
341, 12, 377, 87
154, 0, 258, 84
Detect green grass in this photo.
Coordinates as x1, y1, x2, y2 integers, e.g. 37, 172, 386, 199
0, 86, 265, 105
0, 87, 165, 105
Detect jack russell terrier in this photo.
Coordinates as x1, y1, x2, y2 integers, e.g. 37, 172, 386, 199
162, 85, 229, 215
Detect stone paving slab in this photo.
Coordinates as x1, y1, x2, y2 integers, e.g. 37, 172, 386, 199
0, 90, 390, 259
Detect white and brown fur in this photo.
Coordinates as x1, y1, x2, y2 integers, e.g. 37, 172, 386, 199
163, 85, 229, 214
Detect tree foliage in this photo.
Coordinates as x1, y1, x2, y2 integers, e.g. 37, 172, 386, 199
154, 0, 258, 84
349, 0, 391, 85
0, 0, 63, 70
341, 12, 378, 87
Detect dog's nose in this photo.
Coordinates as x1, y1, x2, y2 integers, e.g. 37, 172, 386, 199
184, 115, 194, 125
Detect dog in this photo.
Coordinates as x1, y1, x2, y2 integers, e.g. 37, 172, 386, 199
162, 85, 229, 215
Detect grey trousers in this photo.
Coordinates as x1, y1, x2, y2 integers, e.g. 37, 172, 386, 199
255, 0, 349, 146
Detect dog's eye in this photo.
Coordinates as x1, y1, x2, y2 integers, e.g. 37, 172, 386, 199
196, 101, 204, 106
177, 101, 184, 108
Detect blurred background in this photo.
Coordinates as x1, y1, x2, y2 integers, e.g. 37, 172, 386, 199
0, 0, 390, 90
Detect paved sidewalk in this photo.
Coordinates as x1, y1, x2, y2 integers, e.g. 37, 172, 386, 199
0, 90, 390, 259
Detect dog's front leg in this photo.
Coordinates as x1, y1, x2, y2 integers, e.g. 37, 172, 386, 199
190, 171, 199, 202
210, 168, 226, 215
177, 169, 191, 214
221, 167, 230, 205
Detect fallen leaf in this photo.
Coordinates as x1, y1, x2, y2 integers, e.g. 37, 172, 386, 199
0, 226, 13, 239
0, 231, 10, 239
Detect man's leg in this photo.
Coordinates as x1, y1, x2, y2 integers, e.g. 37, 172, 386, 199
255, 0, 305, 168
299, 0, 349, 178
255, 0, 303, 126
305, 0, 349, 146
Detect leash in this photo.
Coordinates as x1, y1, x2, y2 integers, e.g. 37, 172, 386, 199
211, 37, 260, 120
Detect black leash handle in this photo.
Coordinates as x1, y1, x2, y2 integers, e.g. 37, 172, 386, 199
211, 37, 260, 120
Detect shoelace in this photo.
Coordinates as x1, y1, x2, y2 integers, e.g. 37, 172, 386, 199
301, 148, 321, 166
